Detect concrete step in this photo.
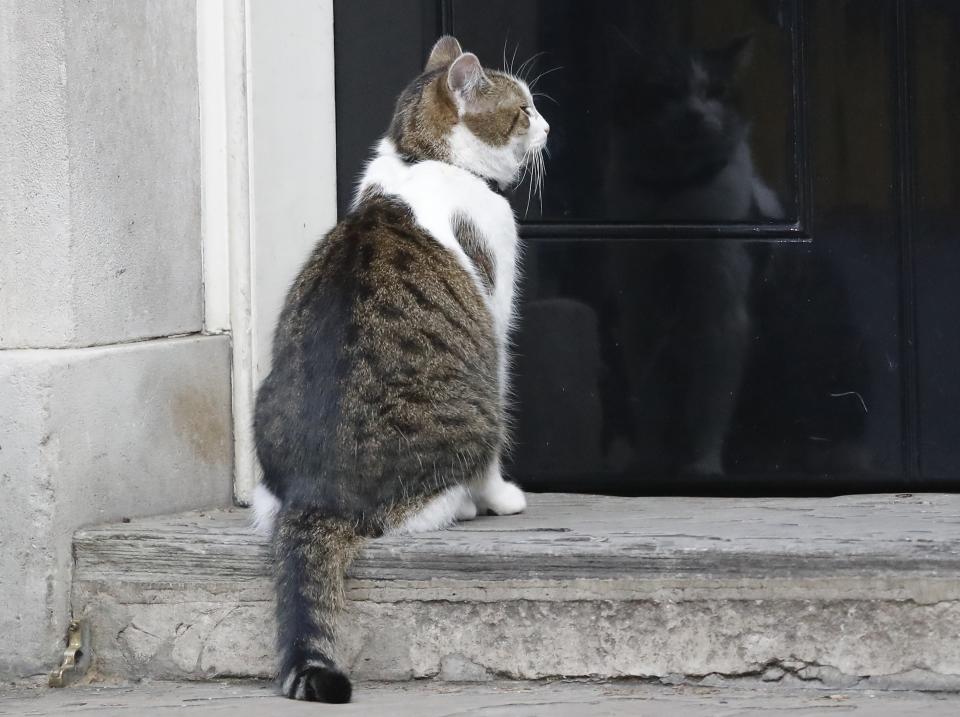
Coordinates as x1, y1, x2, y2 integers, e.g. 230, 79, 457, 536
5, 680, 960, 716
70, 494, 960, 689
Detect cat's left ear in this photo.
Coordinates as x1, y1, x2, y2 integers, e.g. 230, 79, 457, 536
447, 52, 489, 110
426, 35, 463, 72
711, 35, 754, 78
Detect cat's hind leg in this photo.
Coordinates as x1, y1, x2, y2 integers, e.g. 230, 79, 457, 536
251, 482, 282, 536
390, 485, 477, 535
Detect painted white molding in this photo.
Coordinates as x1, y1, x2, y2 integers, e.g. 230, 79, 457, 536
241, 0, 339, 503
199, 0, 338, 504
198, 0, 231, 333
198, 0, 256, 504
225, 0, 258, 505
245, 0, 339, 382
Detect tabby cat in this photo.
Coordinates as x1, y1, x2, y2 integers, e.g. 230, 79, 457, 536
252, 36, 549, 703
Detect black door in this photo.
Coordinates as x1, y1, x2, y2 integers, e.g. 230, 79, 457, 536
334, 0, 960, 495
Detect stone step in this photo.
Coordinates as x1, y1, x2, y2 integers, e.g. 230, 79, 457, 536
70, 493, 960, 689
6, 680, 960, 716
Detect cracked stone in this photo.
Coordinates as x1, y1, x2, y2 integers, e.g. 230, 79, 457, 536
762, 667, 786, 682
697, 674, 728, 687
779, 660, 806, 672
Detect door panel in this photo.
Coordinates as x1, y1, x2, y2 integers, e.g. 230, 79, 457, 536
913, 0, 960, 483
453, 0, 801, 226
333, 1, 953, 494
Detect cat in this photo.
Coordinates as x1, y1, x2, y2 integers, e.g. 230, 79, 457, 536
251, 36, 549, 703
601, 35, 783, 478
602, 33, 782, 221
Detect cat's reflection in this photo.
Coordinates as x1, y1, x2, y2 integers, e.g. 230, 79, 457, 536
604, 34, 781, 221
603, 35, 783, 477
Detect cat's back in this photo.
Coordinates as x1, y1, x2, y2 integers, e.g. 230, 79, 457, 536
257, 194, 500, 484
279, 193, 495, 361
255, 192, 501, 503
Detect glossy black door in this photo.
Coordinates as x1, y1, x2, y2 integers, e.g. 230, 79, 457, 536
912, 0, 960, 485
334, 1, 959, 494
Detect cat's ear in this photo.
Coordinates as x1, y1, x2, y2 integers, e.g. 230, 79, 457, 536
426, 35, 463, 72
602, 24, 660, 79
712, 35, 754, 78
447, 52, 489, 106
605, 24, 644, 57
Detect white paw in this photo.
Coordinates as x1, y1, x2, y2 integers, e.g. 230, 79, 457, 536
251, 483, 281, 536
476, 479, 527, 516
456, 495, 478, 521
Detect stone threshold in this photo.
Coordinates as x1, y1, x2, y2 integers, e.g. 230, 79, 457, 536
70, 493, 960, 690
5, 680, 960, 716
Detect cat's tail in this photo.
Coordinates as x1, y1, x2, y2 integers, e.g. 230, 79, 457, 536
273, 506, 365, 703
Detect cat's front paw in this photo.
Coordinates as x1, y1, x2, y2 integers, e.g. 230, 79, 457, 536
476, 479, 527, 516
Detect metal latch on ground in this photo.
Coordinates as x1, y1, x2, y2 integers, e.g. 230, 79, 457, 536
49, 620, 91, 687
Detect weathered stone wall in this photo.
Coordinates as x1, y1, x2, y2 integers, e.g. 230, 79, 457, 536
0, 0, 233, 678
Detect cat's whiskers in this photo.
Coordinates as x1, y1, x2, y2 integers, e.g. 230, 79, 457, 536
501, 33, 510, 77
515, 160, 529, 190
536, 150, 543, 212
527, 65, 563, 90
516, 51, 547, 82
533, 91, 558, 106
525, 155, 534, 215
535, 150, 545, 213
521, 144, 546, 216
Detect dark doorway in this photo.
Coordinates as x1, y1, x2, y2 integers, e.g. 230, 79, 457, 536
334, 0, 960, 495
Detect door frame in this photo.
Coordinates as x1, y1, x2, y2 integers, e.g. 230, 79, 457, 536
198, 0, 339, 504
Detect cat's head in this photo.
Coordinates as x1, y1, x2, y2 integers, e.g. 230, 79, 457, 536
608, 34, 753, 189
388, 36, 550, 189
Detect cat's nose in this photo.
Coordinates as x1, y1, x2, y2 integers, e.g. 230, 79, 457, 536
543, 122, 550, 134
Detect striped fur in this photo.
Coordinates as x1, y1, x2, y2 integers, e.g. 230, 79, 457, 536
253, 35, 548, 702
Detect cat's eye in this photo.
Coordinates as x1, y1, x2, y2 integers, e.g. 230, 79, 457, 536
520, 106, 532, 116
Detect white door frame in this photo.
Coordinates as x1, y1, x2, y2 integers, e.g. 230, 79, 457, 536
198, 0, 339, 504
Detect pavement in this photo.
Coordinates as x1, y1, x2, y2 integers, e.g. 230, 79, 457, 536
2, 680, 960, 716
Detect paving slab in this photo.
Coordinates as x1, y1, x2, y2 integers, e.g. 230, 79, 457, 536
71, 493, 960, 687
2, 680, 960, 717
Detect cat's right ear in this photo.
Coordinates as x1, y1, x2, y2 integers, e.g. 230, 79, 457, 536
426, 35, 463, 72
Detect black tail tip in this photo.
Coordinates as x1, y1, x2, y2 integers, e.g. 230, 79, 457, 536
285, 666, 353, 703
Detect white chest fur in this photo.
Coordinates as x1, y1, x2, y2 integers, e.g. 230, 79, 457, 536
356, 139, 519, 346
